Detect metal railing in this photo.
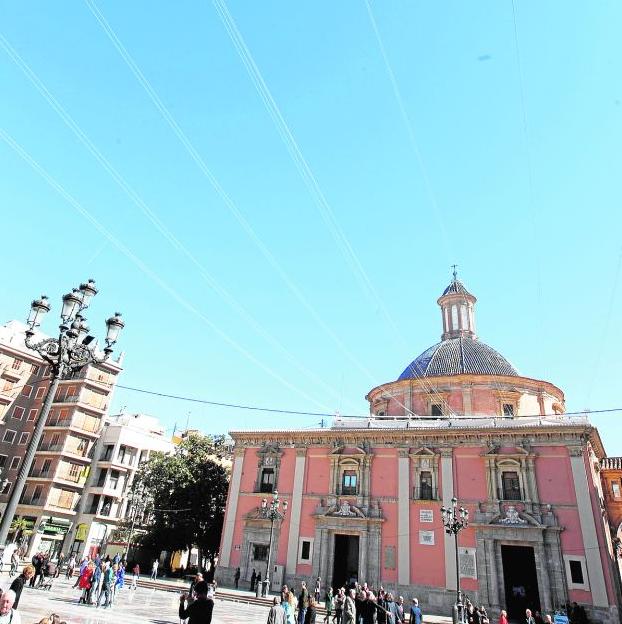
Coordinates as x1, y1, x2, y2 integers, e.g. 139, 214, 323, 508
413, 486, 439, 500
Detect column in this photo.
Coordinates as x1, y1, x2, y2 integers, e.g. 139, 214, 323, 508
486, 539, 500, 608
535, 543, 553, 612
398, 450, 410, 585
219, 448, 244, 568
441, 448, 457, 590
286, 449, 307, 575
569, 448, 608, 607
462, 385, 473, 416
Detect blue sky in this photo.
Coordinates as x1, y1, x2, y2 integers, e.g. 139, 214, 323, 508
1, 2, 621, 452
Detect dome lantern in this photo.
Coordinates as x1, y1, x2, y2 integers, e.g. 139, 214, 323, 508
437, 266, 477, 341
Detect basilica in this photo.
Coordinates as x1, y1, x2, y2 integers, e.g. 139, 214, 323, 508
217, 276, 622, 623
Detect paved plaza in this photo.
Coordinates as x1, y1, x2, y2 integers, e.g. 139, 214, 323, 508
1, 576, 271, 624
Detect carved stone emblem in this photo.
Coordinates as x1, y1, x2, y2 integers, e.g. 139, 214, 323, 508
499, 506, 526, 525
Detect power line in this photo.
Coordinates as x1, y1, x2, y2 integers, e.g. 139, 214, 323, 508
113, 381, 622, 421
83, 0, 379, 387
0, 32, 352, 414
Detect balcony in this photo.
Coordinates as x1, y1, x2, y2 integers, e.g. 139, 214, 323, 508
413, 486, 439, 501
29, 470, 52, 479
498, 487, 522, 501
45, 419, 72, 428
38, 443, 63, 452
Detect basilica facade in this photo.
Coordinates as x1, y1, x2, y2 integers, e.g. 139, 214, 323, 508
217, 277, 621, 623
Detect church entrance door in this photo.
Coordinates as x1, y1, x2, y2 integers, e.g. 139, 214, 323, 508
501, 545, 541, 621
332, 534, 359, 589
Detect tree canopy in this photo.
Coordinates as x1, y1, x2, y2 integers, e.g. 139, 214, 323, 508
132, 434, 230, 567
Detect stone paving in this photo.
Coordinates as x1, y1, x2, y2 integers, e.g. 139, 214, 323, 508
1, 576, 272, 624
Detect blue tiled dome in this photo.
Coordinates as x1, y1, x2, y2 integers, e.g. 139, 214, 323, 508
398, 337, 518, 380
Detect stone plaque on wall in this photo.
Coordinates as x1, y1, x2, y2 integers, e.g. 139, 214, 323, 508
420, 509, 433, 523
459, 547, 477, 579
384, 545, 396, 569
419, 530, 435, 545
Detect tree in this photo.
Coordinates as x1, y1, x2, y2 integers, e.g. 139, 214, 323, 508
132, 433, 230, 573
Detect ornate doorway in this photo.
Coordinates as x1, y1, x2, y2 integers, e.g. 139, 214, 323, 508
501, 545, 541, 620
332, 534, 359, 589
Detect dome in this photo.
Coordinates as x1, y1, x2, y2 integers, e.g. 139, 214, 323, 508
398, 336, 519, 380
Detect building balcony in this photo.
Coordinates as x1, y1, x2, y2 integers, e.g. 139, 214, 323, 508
412, 486, 439, 501
497, 487, 523, 501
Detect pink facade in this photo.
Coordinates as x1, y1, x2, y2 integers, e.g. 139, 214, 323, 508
217, 277, 621, 623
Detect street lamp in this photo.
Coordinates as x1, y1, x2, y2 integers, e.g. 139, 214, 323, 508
260, 490, 288, 597
0, 280, 124, 549
440, 497, 469, 624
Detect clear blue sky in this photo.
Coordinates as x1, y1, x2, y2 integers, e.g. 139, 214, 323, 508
1, 2, 621, 452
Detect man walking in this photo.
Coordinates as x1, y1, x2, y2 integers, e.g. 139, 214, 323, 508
234, 567, 241, 589
297, 581, 309, 624
344, 589, 356, 624
267, 596, 287, 624
409, 599, 423, 624
179, 580, 214, 624
150, 559, 159, 580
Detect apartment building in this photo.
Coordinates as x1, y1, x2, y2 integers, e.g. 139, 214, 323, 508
0, 320, 122, 557
66, 412, 174, 558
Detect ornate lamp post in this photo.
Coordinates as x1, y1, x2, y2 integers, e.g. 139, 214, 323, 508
260, 490, 287, 597
0, 280, 124, 549
440, 497, 469, 624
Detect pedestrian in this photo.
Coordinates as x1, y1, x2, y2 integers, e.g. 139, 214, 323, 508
150, 559, 159, 580
9, 551, 19, 577
250, 569, 257, 592
344, 589, 356, 624
334, 588, 345, 624
112, 564, 124, 603
283, 591, 296, 624
409, 598, 423, 624
324, 587, 334, 623
298, 581, 309, 624
30, 554, 43, 587
0, 589, 21, 624
9, 564, 35, 609
189, 573, 204, 604
267, 596, 287, 624
179, 580, 214, 624
305, 597, 318, 624
65, 555, 76, 580
479, 606, 489, 624
234, 567, 241, 590
314, 578, 322, 603
97, 563, 114, 608
131, 562, 140, 589
78, 562, 93, 604
526, 610, 536, 624
498, 610, 508, 624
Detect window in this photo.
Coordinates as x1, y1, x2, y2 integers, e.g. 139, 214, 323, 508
564, 556, 589, 590
431, 404, 443, 417
41, 459, 52, 476
342, 470, 358, 495
0, 455, 6, 469
569, 560, 584, 584
612, 481, 621, 499
21, 385, 33, 398
501, 471, 521, 500
109, 470, 120, 489
27, 409, 38, 421
12, 359, 22, 370
18, 432, 30, 445
2, 378, 15, 392
32, 485, 43, 504
35, 387, 46, 399
10, 456, 21, 470
298, 538, 314, 564
101, 445, 113, 461
419, 471, 434, 500
31, 364, 40, 375
89, 494, 101, 514
96, 469, 107, 487
503, 403, 515, 417
260, 468, 275, 493
3, 430, 16, 444
2, 481, 11, 494
253, 544, 268, 561
12, 406, 25, 420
